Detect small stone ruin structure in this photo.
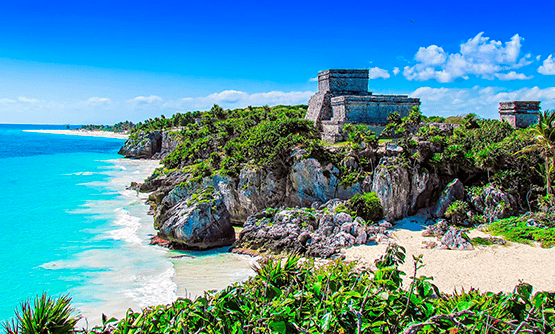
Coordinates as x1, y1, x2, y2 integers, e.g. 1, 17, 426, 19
498, 101, 540, 129
305, 69, 421, 143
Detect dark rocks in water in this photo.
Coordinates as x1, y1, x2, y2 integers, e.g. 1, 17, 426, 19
236, 199, 391, 258
469, 184, 517, 222
432, 178, 465, 218
156, 190, 235, 250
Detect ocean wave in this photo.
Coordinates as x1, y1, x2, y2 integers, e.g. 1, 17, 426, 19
64, 171, 95, 176
124, 267, 177, 307
106, 208, 142, 244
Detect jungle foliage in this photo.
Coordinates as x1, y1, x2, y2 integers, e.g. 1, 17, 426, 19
160, 105, 318, 178
54, 245, 555, 333
384, 108, 544, 209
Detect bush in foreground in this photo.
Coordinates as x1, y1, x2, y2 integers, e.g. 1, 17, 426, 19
3, 293, 79, 334
348, 192, 383, 223
78, 245, 554, 333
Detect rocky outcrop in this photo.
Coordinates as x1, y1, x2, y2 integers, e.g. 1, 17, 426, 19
148, 158, 365, 227
236, 199, 392, 258
371, 157, 441, 221
290, 158, 361, 206
119, 130, 182, 159
439, 227, 473, 250
431, 179, 465, 218
152, 132, 181, 160
156, 189, 235, 249
469, 184, 517, 222
118, 131, 162, 158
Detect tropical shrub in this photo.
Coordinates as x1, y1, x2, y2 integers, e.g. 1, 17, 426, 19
445, 200, 470, 225
347, 192, 383, 223
69, 245, 555, 334
3, 293, 79, 334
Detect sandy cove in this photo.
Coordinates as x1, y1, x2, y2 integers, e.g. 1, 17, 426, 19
344, 215, 555, 294
23, 129, 129, 139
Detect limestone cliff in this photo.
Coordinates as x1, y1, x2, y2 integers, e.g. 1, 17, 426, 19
118, 130, 180, 159
136, 142, 451, 251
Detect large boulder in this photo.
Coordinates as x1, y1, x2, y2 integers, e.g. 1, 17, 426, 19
371, 157, 411, 220
236, 199, 391, 258
431, 179, 465, 218
289, 158, 361, 206
152, 132, 181, 160
118, 131, 162, 159
439, 227, 473, 250
156, 190, 235, 249
469, 184, 518, 222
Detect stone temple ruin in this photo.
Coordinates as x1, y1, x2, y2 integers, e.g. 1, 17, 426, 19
305, 69, 421, 143
498, 101, 540, 129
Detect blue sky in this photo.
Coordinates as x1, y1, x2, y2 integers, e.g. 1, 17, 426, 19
1, 0, 554, 124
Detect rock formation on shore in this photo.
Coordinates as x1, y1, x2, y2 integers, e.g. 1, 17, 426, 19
118, 104, 540, 256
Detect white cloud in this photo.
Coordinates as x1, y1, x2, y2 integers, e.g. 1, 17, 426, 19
415, 45, 447, 66
18, 96, 39, 103
127, 95, 164, 110
309, 77, 318, 82
495, 71, 533, 80
403, 32, 533, 82
392, 67, 400, 76
86, 97, 112, 107
412, 85, 555, 119
131, 95, 163, 103
0, 98, 16, 104
538, 55, 555, 75
368, 67, 390, 79
165, 90, 314, 111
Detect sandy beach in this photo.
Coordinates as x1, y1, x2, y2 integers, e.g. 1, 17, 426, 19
344, 215, 555, 294
23, 129, 129, 139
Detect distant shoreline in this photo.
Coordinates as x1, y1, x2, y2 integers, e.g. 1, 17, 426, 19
23, 129, 129, 140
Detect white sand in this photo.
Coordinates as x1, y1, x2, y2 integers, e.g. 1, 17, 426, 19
344, 215, 555, 294
23, 129, 129, 139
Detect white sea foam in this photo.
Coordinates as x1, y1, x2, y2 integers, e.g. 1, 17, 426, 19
124, 267, 178, 307
64, 171, 95, 176
106, 208, 142, 244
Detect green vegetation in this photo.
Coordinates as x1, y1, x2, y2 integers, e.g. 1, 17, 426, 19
347, 192, 383, 223
445, 200, 470, 225
160, 105, 317, 178
80, 121, 135, 133
342, 123, 378, 149
487, 215, 555, 248
470, 237, 494, 247
518, 110, 555, 195
3, 293, 79, 334
9, 245, 553, 334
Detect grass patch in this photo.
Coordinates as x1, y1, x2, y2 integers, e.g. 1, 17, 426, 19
487, 216, 555, 248
470, 237, 494, 246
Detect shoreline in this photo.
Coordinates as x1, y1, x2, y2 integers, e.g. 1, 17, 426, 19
344, 215, 555, 294
23, 129, 129, 139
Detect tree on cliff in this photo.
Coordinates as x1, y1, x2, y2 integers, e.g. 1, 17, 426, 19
519, 109, 555, 195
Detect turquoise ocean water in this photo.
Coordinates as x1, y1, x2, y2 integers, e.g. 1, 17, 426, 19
0, 125, 253, 327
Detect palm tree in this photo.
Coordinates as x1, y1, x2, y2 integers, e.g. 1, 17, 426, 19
519, 110, 555, 195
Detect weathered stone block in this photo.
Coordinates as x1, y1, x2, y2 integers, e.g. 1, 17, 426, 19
499, 101, 540, 129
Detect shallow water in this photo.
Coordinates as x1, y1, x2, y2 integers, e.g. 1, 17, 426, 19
0, 125, 254, 327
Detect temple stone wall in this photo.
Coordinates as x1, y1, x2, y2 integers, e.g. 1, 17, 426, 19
318, 69, 369, 94
499, 101, 540, 129
331, 95, 420, 125
305, 69, 421, 142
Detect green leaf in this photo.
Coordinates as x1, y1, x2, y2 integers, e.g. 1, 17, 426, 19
269, 320, 287, 334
